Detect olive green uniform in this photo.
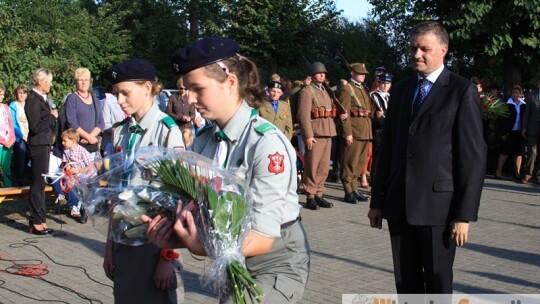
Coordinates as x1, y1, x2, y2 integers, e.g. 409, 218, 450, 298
258, 100, 294, 141
192, 101, 310, 303
339, 81, 373, 194
111, 103, 185, 304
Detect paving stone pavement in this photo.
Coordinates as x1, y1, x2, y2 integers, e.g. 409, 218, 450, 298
0, 176, 538, 303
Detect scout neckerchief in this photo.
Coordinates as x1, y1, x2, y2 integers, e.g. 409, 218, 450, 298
213, 108, 257, 168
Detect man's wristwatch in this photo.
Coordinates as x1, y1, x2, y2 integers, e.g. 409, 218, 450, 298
160, 249, 179, 261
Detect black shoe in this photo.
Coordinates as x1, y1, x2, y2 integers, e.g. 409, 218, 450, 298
354, 191, 370, 201
315, 196, 333, 208
344, 192, 358, 204
305, 198, 320, 210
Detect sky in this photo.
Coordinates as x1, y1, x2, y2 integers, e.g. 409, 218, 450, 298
334, 0, 373, 21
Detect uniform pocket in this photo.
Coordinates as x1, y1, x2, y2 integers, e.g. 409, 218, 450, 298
433, 179, 454, 192
272, 274, 304, 302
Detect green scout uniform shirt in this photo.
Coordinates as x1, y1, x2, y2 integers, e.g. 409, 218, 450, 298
192, 101, 300, 238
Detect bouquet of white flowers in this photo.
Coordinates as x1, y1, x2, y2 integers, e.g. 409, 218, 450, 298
77, 147, 264, 303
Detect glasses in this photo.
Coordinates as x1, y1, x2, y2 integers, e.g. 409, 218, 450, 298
178, 88, 187, 91
76, 79, 90, 82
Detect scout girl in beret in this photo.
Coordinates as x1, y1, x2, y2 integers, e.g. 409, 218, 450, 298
143, 37, 310, 303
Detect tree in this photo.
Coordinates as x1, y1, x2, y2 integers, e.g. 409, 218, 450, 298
0, 0, 129, 104
368, 0, 540, 93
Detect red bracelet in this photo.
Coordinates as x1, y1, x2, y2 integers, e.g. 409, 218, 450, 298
160, 249, 179, 261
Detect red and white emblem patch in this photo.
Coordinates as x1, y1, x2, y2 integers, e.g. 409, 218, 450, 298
268, 152, 285, 174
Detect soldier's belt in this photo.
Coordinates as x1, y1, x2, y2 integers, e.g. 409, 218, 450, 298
311, 107, 337, 119
350, 108, 372, 117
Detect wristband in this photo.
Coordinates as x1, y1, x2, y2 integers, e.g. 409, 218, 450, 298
160, 249, 179, 261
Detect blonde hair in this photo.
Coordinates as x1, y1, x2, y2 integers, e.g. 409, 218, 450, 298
61, 128, 80, 142
31, 68, 53, 87
14, 84, 28, 101
74, 68, 91, 81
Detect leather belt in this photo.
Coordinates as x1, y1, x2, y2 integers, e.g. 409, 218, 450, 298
281, 216, 301, 229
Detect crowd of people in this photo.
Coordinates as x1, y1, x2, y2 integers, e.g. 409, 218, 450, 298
0, 20, 539, 304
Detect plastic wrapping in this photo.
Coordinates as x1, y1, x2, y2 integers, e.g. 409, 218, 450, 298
74, 147, 262, 303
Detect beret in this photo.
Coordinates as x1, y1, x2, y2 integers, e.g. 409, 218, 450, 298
374, 66, 387, 76
350, 63, 369, 74
379, 73, 393, 83
171, 37, 240, 75
267, 81, 283, 90
106, 59, 156, 84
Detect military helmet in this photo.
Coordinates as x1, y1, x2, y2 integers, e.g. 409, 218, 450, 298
310, 62, 327, 75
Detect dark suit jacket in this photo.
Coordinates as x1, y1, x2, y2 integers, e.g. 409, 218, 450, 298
499, 101, 526, 135
25, 90, 56, 146
370, 67, 486, 226
523, 89, 540, 137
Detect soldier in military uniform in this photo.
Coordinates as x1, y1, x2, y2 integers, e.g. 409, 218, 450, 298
339, 63, 373, 204
142, 37, 310, 303
258, 81, 294, 141
102, 59, 185, 304
297, 62, 337, 210
370, 73, 392, 182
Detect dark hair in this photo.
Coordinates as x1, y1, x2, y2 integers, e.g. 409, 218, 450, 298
203, 55, 265, 109
411, 21, 449, 46
470, 77, 481, 85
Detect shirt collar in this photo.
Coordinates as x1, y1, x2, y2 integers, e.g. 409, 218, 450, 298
350, 78, 364, 88
217, 101, 253, 143
418, 64, 445, 84
506, 98, 525, 106
133, 103, 160, 131
32, 88, 47, 101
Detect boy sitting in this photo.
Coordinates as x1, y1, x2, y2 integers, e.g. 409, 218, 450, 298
61, 128, 97, 218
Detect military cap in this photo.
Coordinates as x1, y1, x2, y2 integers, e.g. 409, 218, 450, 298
106, 59, 156, 84
379, 73, 393, 83
374, 66, 386, 76
267, 81, 283, 90
350, 63, 369, 74
171, 37, 240, 75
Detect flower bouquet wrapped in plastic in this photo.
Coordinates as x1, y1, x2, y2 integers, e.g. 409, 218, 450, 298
77, 146, 264, 303
479, 93, 509, 120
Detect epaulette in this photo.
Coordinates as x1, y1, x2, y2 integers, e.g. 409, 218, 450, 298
254, 122, 276, 135
161, 116, 178, 129
112, 117, 130, 129
195, 123, 213, 137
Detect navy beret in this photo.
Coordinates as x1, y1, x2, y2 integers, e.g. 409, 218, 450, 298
379, 73, 393, 83
171, 37, 240, 75
267, 81, 283, 90
106, 59, 156, 84
374, 66, 387, 76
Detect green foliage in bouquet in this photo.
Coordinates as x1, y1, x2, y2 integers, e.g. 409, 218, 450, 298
152, 157, 264, 304
479, 93, 509, 120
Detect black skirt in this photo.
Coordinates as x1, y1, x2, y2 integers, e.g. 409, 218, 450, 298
500, 130, 524, 155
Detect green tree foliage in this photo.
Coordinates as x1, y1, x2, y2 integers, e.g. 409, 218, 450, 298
0, 0, 129, 104
220, 0, 341, 81
368, 0, 540, 92
97, 0, 192, 86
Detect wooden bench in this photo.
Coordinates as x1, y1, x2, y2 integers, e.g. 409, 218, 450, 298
0, 180, 108, 203
0, 186, 54, 203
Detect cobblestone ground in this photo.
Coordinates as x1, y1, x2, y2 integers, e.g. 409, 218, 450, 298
0, 177, 538, 303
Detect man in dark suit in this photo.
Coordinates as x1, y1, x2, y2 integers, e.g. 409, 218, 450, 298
368, 21, 486, 293
521, 79, 540, 184
25, 68, 58, 235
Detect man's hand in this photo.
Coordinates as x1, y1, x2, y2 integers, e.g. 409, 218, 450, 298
368, 208, 383, 229
451, 220, 470, 246
51, 109, 58, 118
345, 135, 353, 147
376, 110, 384, 118
306, 137, 317, 151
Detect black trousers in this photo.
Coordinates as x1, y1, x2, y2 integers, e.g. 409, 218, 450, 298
388, 217, 456, 294
28, 145, 50, 225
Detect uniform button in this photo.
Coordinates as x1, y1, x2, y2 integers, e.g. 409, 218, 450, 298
406, 153, 413, 158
